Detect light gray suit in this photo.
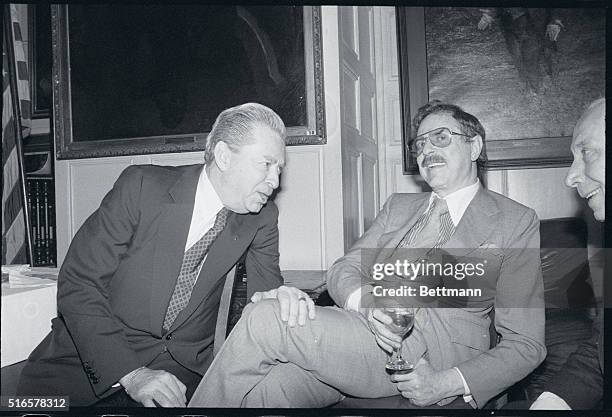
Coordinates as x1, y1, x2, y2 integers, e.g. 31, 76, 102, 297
189, 186, 546, 408
328, 186, 546, 407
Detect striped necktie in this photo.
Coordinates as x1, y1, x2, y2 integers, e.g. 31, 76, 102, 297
399, 196, 455, 249
163, 207, 230, 332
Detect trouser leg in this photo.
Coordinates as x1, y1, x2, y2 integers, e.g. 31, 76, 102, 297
188, 300, 400, 407
242, 362, 345, 407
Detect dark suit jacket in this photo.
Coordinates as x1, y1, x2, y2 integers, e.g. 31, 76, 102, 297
540, 312, 602, 409
327, 186, 546, 408
17, 164, 282, 405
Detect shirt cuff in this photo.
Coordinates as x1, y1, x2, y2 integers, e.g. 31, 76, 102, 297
530, 391, 572, 410
344, 288, 362, 312
453, 367, 475, 406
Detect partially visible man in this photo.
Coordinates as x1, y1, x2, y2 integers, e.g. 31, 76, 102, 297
17, 103, 315, 407
188, 101, 546, 409
529, 97, 605, 410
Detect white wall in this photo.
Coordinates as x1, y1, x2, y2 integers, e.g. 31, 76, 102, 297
54, 6, 345, 272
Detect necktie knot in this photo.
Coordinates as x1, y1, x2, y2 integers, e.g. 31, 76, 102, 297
214, 207, 230, 231
429, 196, 449, 219
398, 195, 454, 249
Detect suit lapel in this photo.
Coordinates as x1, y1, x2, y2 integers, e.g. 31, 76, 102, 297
373, 194, 430, 265
150, 165, 202, 336
444, 187, 499, 252
385, 194, 430, 248
169, 210, 258, 331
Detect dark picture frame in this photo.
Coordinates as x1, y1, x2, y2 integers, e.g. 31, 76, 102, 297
28, 4, 52, 119
52, 5, 325, 160
397, 7, 604, 173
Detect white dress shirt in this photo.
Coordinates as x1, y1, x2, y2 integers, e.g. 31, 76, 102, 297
344, 179, 481, 403
185, 166, 224, 251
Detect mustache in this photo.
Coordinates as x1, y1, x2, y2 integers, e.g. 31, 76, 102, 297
421, 154, 446, 166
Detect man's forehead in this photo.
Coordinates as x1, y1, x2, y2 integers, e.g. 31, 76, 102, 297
418, 112, 460, 133
573, 108, 605, 148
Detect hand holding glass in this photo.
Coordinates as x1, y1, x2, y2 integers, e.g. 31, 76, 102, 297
383, 307, 417, 375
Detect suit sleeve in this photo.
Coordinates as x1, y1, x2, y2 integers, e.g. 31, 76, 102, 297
456, 209, 547, 407
244, 202, 283, 298
326, 195, 394, 307
541, 313, 603, 409
57, 166, 145, 397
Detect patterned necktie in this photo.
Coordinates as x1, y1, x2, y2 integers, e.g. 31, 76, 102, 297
399, 196, 455, 249
163, 207, 230, 331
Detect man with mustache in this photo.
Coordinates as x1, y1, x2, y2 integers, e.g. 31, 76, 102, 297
17, 103, 315, 407
528, 98, 605, 410
188, 101, 545, 409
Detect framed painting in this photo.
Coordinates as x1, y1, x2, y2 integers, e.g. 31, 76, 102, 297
397, 7, 605, 173
52, 5, 325, 159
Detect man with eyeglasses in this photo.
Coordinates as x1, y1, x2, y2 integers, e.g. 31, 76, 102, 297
188, 101, 545, 409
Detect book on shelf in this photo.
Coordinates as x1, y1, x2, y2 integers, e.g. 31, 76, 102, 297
26, 177, 56, 267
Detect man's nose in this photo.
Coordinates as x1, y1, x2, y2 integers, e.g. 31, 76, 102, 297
266, 168, 280, 189
565, 161, 583, 188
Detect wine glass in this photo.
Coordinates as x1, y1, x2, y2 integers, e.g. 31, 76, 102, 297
383, 307, 417, 375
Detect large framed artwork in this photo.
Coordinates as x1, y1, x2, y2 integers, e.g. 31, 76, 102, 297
52, 5, 325, 159
397, 7, 605, 173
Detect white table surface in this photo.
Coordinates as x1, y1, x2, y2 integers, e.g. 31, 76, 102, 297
1, 277, 58, 367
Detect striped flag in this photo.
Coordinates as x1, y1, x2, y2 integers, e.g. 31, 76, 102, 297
2, 4, 31, 265
9, 4, 31, 134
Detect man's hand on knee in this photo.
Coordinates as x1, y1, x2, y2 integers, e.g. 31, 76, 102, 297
363, 308, 402, 354
251, 285, 316, 327
119, 367, 187, 407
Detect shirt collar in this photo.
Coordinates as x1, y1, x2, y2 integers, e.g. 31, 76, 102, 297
196, 165, 224, 219
430, 180, 480, 226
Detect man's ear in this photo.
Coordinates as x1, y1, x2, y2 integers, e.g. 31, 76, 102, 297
213, 141, 233, 171
470, 135, 483, 162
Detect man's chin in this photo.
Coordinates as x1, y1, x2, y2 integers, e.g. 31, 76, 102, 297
587, 195, 605, 222
246, 201, 265, 214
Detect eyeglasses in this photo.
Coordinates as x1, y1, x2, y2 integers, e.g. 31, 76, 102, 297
410, 127, 473, 156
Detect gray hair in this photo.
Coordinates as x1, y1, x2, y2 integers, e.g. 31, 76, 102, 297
204, 103, 286, 164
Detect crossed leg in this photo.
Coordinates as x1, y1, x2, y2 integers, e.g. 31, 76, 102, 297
188, 300, 403, 407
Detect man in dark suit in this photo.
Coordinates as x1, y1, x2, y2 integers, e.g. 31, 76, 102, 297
17, 102, 315, 407
188, 101, 546, 408
528, 98, 605, 410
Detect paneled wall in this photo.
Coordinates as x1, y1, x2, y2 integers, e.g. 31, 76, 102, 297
54, 7, 346, 271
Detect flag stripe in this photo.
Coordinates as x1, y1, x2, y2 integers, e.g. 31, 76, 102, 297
2, 208, 26, 264
12, 21, 22, 41
17, 60, 27, 80
3, 161, 24, 230
20, 99, 31, 119
3, 80, 16, 168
